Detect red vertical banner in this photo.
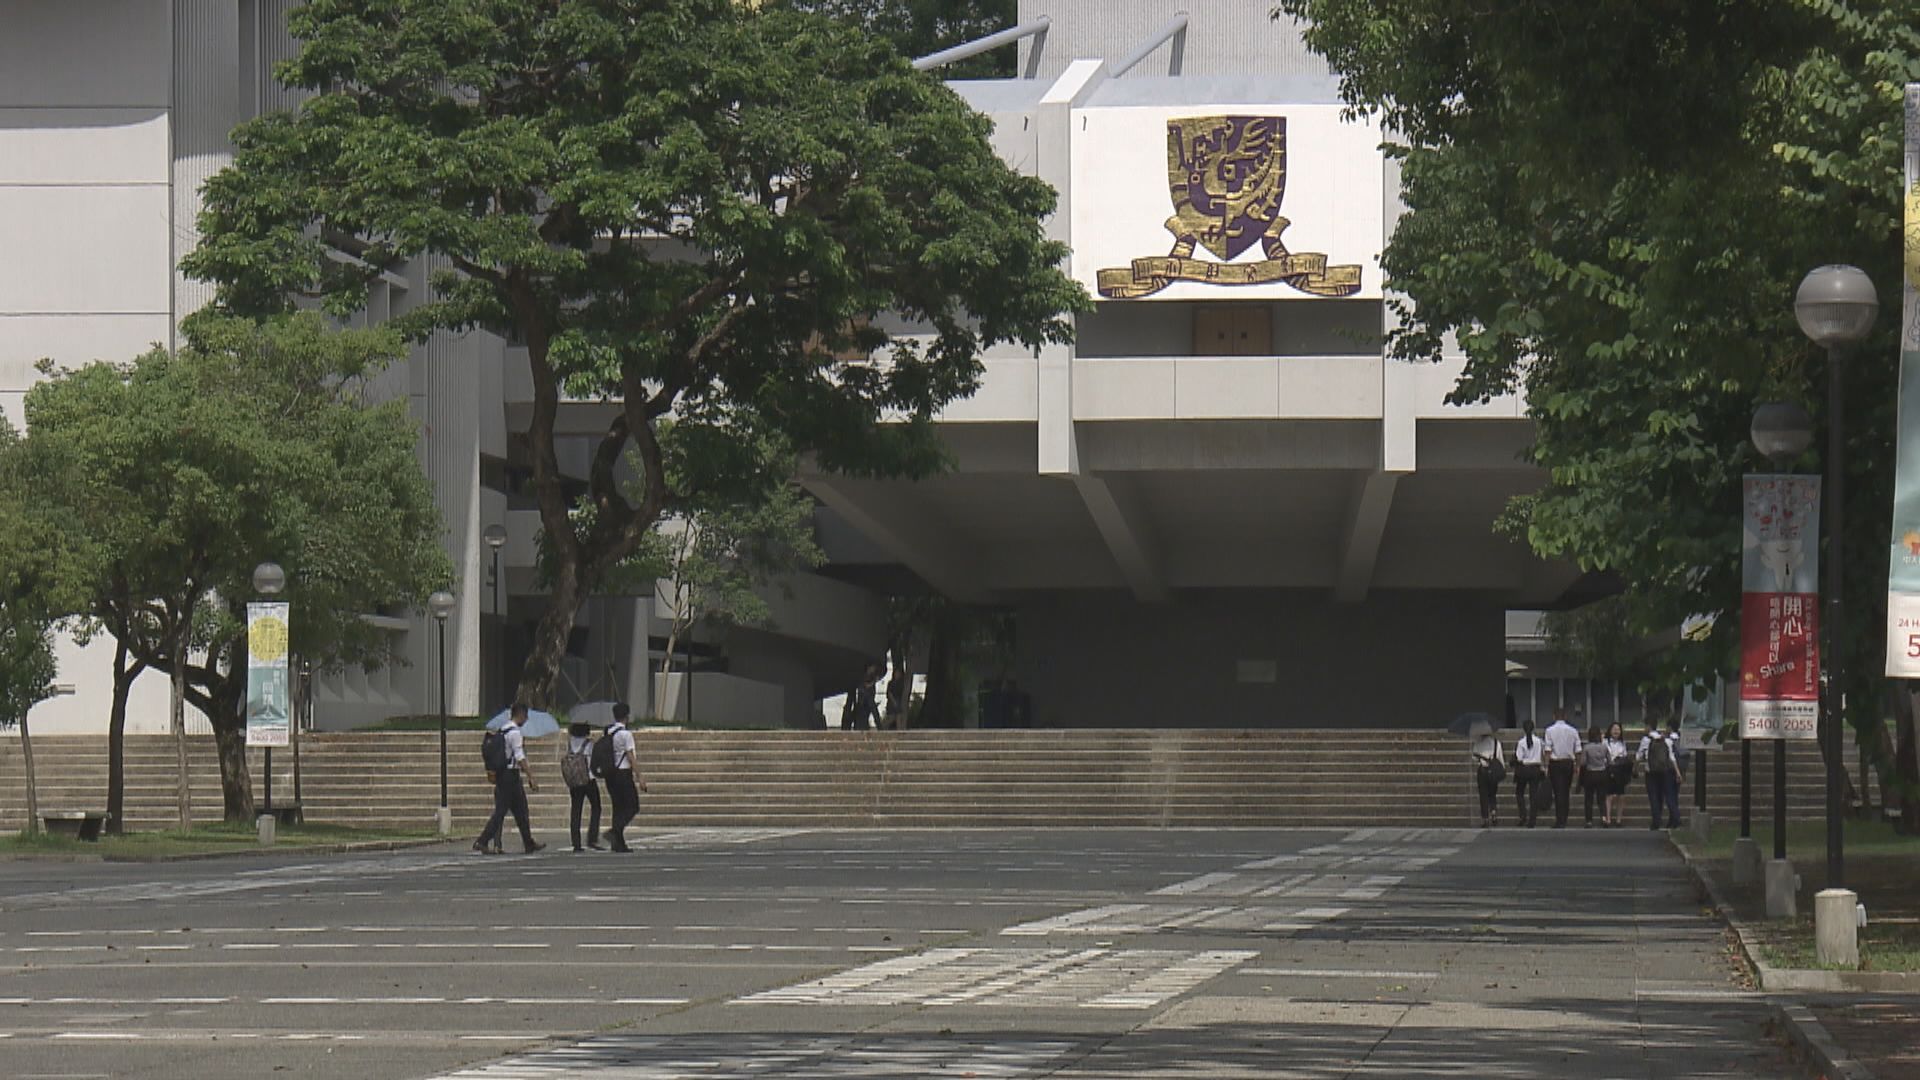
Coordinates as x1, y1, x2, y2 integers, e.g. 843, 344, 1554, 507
1738, 475, 1821, 739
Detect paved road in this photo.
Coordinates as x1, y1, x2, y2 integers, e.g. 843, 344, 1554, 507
0, 826, 1796, 1078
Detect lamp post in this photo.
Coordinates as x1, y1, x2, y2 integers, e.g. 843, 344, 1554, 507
1795, 264, 1877, 966
429, 589, 456, 836
251, 561, 286, 820
483, 524, 508, 710
1744, 402, 1814, 888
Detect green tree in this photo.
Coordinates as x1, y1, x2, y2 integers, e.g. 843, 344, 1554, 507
0, 419, 86, 835
23, 315, 452, 822
183, 0, 1084, 709
1275, 0, 1918, 807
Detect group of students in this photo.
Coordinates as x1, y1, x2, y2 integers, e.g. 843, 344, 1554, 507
1470, 707, 1687, 830
472, 701, 648, 855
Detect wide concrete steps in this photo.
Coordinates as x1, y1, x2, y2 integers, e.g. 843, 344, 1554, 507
0, 729, 1858, 832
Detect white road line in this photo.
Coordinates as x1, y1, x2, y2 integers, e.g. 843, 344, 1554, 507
1240, 967, 1439, 979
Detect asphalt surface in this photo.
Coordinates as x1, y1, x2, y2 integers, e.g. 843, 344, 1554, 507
0, 824, 1797, 1078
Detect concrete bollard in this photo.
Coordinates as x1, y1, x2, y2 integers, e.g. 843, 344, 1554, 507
1814, 888, 1860, 968
1689, 813, 1713, 844
1730, 836, 1762, 886
256, 814, 276, 846
435, 806, 454, 838
1764, 858, 1798, 919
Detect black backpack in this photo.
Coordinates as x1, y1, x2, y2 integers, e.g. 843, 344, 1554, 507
590, 732, 617, 779
481, 729, 508, 774
1648, 736, 1674, 776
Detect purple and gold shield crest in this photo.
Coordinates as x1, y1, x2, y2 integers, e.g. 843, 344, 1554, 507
1169, 116, 1288, 262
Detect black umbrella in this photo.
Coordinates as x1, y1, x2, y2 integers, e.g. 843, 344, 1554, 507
1447, 712, 1494, 737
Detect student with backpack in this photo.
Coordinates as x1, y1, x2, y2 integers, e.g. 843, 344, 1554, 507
473, 703, 546, 855
1638, 719, 1680, 831
598, 703, 646, 853
561, 722, 603, 852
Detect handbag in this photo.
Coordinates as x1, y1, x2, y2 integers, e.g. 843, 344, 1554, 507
1478, 753, 1507, 785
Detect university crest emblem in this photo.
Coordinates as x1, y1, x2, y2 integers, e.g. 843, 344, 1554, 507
1096, 116, 1362, 300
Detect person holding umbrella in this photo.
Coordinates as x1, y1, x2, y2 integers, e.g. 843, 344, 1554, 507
1451, 713, 1505, 828
473, 702, 548, 855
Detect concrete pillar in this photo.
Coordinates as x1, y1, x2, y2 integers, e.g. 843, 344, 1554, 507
434, 806, 453, 838
256, 814, 276, 845
1731, 836, 1762, 886
1764, 859, 1798, 919
1814, 888, 1860, 968
1688, 812, 1712, 844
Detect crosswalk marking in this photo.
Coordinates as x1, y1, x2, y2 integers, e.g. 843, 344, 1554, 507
425, 1034, 1084, 1079
735, 947, 1254, 1009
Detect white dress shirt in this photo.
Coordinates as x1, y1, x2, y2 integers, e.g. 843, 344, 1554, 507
607, 722, 636, 771
1513, 735, 1544, 766
1543, 720, 1582, 762
503, 722, 527, 769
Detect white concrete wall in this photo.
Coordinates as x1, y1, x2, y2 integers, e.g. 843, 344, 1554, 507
3, 3, 178, 733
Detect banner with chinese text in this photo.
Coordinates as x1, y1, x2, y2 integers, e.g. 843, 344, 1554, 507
246, 601, 291, 748
1740, 475, 1820, 739
1885, 85, 1920, 675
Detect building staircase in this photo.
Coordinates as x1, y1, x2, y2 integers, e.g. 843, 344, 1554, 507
0, 729, 1859, 834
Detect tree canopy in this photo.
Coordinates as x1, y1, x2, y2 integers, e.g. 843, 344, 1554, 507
18, 315, 452, 819
1275, 0, 1914, 701
184, 0, 1084, 706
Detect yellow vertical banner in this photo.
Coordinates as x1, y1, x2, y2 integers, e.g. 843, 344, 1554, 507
246, 601, 291, 748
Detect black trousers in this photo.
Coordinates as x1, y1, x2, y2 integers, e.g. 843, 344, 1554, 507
606, 771, 639, 850
1476, 771, 1501, 822
477, 770, 535, 850
1548, 761, 1575, 827
569, 781, 602, 849
1514, 768, 1542, 826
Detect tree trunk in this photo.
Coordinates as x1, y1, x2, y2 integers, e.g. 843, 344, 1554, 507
205, 656, 254, 823
516, 563, 585, 710
20, 707, 39, 836
885, 630, 912, 729
212, 714, 253, 822
1895, 681, 1920, 835
920, 608, 963, 728
656, 614, 685, 722
105, 639, 144, 836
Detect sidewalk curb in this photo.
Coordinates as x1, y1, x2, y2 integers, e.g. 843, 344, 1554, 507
1672, 837, 1920, 994
2, 836, 457, 864
1771, 1002, 1877, 1080
108, 836, 460, 863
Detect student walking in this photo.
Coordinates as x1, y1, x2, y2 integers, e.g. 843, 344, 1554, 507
1512, 719, 1545, 828
474, 703, 546, 855
561, 722, 603, 852
1578, 722, 1612, 827
1603, 722, 1632, 826
602, 704, 646, 853
1638, 720, 1680, 830
1471, 725, 1506, 828
1543, 707, 1582, 829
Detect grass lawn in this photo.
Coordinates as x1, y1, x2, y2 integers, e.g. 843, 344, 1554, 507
1687, 818, 1920, 859
0, 821, 447, 860
1682, 819, 1920, 972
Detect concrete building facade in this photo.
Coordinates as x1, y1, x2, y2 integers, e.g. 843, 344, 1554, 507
3, 1, 1591, 737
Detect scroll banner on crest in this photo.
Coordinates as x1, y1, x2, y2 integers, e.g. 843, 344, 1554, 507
1884, 85, 1920, 676
1739, 475, 1821, 739
245, 601, 291, 748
